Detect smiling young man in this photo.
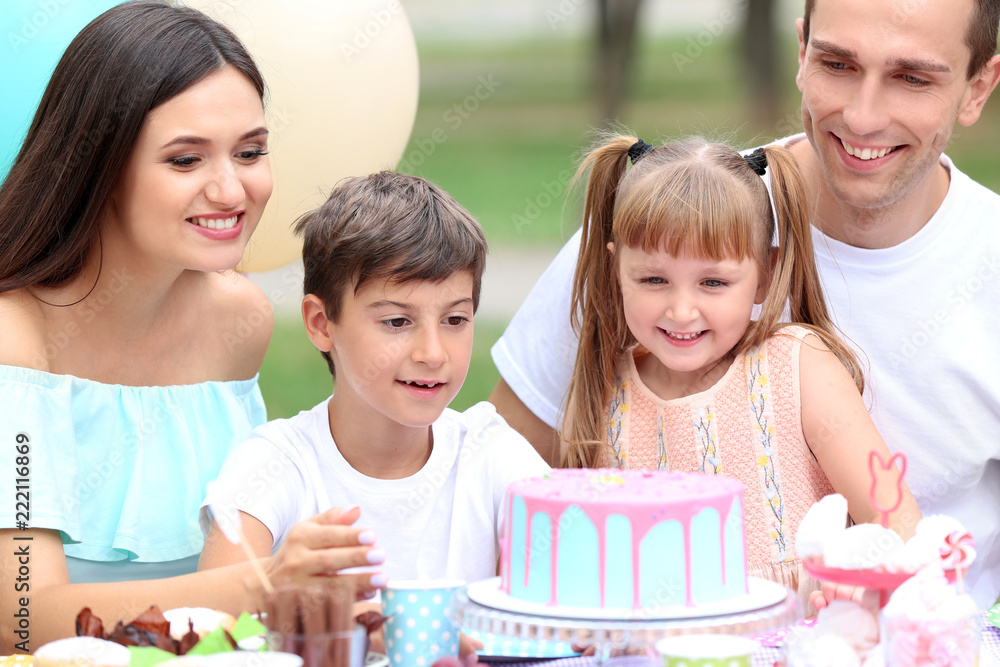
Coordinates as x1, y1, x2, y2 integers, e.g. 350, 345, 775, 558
489, 0, 1000, 608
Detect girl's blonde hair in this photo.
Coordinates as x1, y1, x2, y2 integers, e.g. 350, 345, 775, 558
562, 135, 863, 468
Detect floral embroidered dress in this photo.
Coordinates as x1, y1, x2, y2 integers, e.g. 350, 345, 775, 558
598, 325, 832, 603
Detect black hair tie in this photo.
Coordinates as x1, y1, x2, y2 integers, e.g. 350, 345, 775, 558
628, 139, 655, 165
744, 147, 768, 175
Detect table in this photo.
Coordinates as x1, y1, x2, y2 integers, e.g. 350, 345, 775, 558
478, 618, 1000, 666
458, 580, 801, 665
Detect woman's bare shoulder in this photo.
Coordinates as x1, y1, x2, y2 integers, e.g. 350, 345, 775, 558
200, 271, 275, 378
0, 290, 50, 370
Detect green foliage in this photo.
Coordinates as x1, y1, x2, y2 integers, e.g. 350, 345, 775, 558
259, 31, 1000, 420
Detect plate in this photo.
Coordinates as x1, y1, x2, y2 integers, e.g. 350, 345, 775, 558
466, 576, 789, 621
464, 628, 580, 661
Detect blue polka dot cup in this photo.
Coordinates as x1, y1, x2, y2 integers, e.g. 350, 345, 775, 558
655, 634, 757, 667
381, 579, 464, 667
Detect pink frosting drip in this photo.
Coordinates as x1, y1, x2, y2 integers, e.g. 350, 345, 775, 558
507, 469, 744, 609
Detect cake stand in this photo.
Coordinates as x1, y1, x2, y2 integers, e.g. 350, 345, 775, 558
452, 577, 801, 666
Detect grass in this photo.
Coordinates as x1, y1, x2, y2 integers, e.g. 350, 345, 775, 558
258, 32, 1000, 420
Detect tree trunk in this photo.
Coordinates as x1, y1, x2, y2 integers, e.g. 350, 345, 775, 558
740, 0, 780, 128
594, 0, 644, 127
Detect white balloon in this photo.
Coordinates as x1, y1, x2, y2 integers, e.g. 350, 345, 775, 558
182, 0, 419, 272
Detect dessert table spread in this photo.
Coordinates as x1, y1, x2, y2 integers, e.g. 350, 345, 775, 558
475, 617, 1000, 666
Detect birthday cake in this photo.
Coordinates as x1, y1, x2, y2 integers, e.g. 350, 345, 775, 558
500, 469, 747, 611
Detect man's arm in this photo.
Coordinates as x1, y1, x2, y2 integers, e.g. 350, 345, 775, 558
489, 379, 561, 467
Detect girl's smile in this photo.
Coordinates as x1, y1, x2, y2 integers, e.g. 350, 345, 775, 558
615, 244, 768, 397
660, 329, 706, 345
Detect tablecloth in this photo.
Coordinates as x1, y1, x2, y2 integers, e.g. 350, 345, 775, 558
478, 618, 1000, 666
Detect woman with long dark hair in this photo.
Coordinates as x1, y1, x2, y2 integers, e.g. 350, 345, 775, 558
0, 1, 378, 651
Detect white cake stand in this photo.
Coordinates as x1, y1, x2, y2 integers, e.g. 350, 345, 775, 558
453, 577, 802, 666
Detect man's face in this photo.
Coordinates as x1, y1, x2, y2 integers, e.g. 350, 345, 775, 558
796, 0, 991, 214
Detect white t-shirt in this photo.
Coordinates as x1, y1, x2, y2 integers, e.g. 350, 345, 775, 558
491, 135, 1000, 608
201, 400, 551, 585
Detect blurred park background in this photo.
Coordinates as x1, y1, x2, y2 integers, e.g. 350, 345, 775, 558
257, 0, 1000, 419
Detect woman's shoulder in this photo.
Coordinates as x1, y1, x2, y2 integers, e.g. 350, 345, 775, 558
0, 289, 52, 370
194, 270, 275, 377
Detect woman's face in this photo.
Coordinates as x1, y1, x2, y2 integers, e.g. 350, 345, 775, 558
107, 65, 272, 274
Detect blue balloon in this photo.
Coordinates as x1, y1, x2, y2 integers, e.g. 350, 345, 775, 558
0, 0, 124, 182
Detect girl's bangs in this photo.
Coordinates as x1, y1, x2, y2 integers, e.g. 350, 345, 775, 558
614, 181, 759, 261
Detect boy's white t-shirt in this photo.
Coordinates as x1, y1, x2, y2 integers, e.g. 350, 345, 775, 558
201, 400, 550, 585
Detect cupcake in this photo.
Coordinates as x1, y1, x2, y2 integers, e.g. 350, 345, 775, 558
33, 637, 129, 667
880, 565, 980, 667
162, 608, 237, 641
157, 652, 302, 666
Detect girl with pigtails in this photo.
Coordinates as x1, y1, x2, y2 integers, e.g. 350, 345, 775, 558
560, 135, 920, 606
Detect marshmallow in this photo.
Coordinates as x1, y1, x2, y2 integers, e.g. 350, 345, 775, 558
796, 493, 849, 560
786, 632, 862, 667
814, 600, 880, 655
824, 523, 905, 570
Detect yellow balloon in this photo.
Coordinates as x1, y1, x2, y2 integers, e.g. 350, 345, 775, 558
181, 0, 419, 272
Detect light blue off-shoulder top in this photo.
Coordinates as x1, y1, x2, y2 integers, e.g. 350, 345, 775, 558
0, 365, 267, 582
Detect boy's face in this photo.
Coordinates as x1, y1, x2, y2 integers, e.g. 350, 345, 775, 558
326, 272, 475, 429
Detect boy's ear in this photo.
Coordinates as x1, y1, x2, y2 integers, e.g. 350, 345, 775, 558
301, 294, 335, 352
755, 247, 779, 304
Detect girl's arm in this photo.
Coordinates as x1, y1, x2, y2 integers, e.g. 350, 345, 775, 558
1, 513, 379, 654
798, 334, 921, 541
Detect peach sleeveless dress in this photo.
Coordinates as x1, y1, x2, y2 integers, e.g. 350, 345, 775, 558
597, 325, 831, 606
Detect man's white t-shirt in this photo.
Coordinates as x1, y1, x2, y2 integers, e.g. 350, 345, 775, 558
202, 400, 551, 585
491, 134, 1000, 608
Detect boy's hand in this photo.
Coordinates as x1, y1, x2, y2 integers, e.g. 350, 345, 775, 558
458, 632, 483, 664
265, 506, 387, 598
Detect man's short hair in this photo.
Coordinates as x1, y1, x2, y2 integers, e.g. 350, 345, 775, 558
295, 171, 488, 376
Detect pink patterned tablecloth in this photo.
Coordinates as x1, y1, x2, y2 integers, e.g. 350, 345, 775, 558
479, 618, 1000, 666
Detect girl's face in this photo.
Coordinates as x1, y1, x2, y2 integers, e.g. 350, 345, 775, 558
616, 244, 768, 392
107, 65, 272, 274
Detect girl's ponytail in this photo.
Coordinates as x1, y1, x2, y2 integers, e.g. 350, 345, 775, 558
563, 135, 636, 467
755, 145, 865, 392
